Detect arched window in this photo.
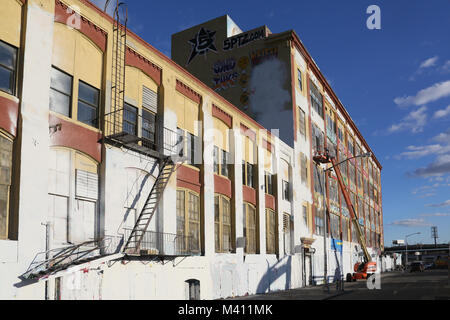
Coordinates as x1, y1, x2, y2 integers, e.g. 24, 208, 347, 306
185, 279, 200, 300
48, 147, 99, 245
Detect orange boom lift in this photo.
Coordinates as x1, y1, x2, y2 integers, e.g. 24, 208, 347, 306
313, 150, 377, 281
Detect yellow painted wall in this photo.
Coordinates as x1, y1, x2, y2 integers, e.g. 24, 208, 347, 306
125, 66, 158, 108
213, 118, 229, 152
173, 92, 199, 136
0, 0, 22, 48
52, 22, 102, 123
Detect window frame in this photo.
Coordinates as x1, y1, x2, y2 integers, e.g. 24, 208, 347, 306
298, 107, 306, 139
176, 188, 201, 254
49, 66, 73, 118
265, 208, 277, 254
77, 80, 100, 128
0, 132, 13, 240
243, 202, 258, 254
214, 194, 234, 253
0, 40, 18, 96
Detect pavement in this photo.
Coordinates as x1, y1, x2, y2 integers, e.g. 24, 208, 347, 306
230, 269, 450, 300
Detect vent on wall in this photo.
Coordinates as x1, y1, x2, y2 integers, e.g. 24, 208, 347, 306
143, 86, 157, 113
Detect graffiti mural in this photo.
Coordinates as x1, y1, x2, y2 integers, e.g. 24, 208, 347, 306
212, 58, 239, 91
250, 47, 278, 66
187, 27, 217, 65
223, 28, 266, 51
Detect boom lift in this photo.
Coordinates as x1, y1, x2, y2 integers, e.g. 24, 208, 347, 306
313, 150, 377, 281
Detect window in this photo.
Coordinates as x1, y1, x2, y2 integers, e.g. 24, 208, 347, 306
266, 209, 277, 254
330, 214, 340, 239
297, 69, 303, 91
329, 178, 339, 204
142, 108, 156, 145
283, 213, 293, 255
177, 189, 201, 254
309, 80, 323, 118
242, 161, 255, 188
221, 149, 229, 177
0, 40, 17, 95
298, 107, 306, 139
300, 153, 308, 185
282, 180, 290, 201
123, 103, 138, 135
78, 81, 99, 128
243, 202, 257, 254
264, 171, 274, 196
48, 148, 98, 244
338, 126, 344, 142
177, 128, 201, 166
213, 146, 230, 178
50, 67, 73, 117
0, 134, 13, 240
342, 218, 349, 242
302, 205, 308, 227
213, 146, 219, 174
312, 124, 324, 154
186, 279, 200, 300
314, 208, 325, 236
214, 194, 234, 253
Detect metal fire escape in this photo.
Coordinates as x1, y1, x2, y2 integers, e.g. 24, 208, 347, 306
21, 1, 185, 282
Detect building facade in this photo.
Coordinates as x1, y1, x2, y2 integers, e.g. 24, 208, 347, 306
0, 0, 383, 300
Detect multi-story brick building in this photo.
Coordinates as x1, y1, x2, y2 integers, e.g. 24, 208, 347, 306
0, 0, 383, 300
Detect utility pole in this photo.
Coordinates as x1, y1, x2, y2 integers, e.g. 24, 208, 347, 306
431, 226, 438, 248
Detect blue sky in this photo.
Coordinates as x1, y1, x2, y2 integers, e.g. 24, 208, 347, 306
93, 0, 450, 245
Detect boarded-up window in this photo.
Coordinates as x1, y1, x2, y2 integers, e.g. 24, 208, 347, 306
266, 209, 277, 254
298, 107, 306, 138
283, 213, 292, 255
215, 194, 234, 253
142, 86, 157, 113
0, 134, 12, 239
243, 202, 257, 254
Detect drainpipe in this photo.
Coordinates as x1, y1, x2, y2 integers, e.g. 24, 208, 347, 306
42, 222, 52, 300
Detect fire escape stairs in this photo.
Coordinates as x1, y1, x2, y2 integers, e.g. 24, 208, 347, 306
122, 156, 180, 255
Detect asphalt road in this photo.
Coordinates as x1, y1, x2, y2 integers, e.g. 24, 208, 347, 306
232, 269, 450, 300
330, 269, 450, 300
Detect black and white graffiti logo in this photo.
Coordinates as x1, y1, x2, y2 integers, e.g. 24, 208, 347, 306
187, 27, 217, 65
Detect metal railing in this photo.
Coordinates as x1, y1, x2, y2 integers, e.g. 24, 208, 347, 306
123, 228, 198, 257
22, 235, 123, 280
104, 110, 184, 157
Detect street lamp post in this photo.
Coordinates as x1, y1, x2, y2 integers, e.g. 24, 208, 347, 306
315, 151, 371, 293
405, 232, 421, 270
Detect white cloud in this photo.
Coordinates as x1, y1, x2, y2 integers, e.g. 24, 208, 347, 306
394, 80, 450, 107
426, 199, 450, 208
441, 60, 450, 73
420, 212, 450, 217
433, 105, 450, 119
387, 218, 432, 227
399, 144, 450, 159
412, 154, 450, 177
419, 56, 439, 69
387, 106, 428, 134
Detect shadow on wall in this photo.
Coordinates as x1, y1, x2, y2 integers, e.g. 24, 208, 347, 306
117, 161, 159, 237
255, 256, 292, 294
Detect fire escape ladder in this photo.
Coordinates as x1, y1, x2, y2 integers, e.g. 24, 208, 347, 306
111, 1, 127, 120
123, 157, 178, 255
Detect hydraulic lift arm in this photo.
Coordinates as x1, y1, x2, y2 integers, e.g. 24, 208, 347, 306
329, 156, 372, 263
